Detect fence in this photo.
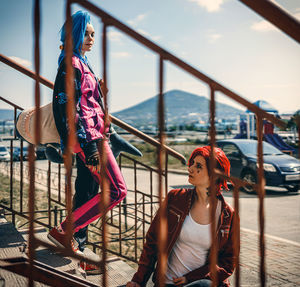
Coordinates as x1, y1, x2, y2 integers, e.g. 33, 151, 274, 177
0, 0, 299, 286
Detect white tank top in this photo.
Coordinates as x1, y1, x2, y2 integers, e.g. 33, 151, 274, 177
165, 212, 211, 284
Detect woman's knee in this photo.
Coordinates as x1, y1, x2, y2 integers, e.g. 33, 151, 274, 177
118, 185, 127, 201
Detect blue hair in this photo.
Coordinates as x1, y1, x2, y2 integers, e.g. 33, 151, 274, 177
58, 11, 91, 66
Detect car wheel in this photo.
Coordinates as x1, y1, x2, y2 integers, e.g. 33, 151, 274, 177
286, 186, 299, 193
241, 171, 257, 194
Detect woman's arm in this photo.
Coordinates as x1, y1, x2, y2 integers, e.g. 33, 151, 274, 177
52, 61, 100, 158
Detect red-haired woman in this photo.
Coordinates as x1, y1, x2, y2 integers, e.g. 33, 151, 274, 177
127, 146, 239, 287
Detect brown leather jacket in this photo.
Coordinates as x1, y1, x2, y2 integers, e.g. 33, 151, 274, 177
131, 188, 239, 287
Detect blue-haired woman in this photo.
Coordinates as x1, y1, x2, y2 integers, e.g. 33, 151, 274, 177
48, 11, 127, 274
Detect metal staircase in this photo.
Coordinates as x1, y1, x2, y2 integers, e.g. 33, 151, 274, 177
0, 0, 299, 286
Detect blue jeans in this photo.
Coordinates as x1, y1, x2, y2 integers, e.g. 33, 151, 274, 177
185, 279, 212, 287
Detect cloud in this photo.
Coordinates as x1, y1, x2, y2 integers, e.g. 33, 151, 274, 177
187, 0, 224, 12
107, 30, 123, 42
127, 13, 147, 27
111, 52, 131, 59
251, 11, 300, 32
251, 21, 277, 32
127, 13, 161, 42
137, 29, 161, 41
207, 33, 222, 43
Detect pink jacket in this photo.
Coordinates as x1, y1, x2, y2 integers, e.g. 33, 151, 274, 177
53, 55, 108, 157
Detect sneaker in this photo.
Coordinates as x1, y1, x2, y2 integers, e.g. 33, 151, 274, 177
47, 226, 79, 252
79, 261, 104, 275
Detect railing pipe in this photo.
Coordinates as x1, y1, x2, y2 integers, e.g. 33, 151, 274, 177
28, 1, 41, 285
0, 54, 54, 90
9, 140, 13, 211
208, 85, 217, 286
157, 55, 167, 287
100, 20, 109, 287
0, 53, 186, 164
256, 115, 266, 286
64, 0, 76, 254
233, 184, 240, 287
238, 0, 300, 44
47, 160, 52, 227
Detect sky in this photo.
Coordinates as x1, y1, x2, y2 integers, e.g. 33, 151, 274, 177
0, 0, 299, 115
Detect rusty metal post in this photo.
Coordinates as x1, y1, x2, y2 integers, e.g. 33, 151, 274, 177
20, 140, 24, 212
208, 85, 218, 286
48, 160, 52, 227
238, 0, 300, 44
54, 205, 58, 227
119, 198, 122, 254
64, 0, 76, 251
164, 153, 168, 197
150, 170, 153, 220
134, 161, 138, 261
9, 140, 13, 212
142, 194, 145, 240
233, 184, 240, 287
28, 0, 41, 285
58, 162, 61, 203
99, 21, 110, 287
256, 115, 266, 286
157, 55, 167, 287
14, 108, 17, 139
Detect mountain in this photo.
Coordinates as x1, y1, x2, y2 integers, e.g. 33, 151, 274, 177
112, 89, 243, 128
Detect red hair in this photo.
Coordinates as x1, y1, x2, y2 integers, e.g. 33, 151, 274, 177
188, 146, 231, 195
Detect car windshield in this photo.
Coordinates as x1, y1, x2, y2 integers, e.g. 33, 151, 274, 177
237, 141, 283, 156
0, 147, 7, 152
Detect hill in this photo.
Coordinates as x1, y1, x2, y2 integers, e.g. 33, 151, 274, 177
112, 89, 242, 128
0, 90, 243, 127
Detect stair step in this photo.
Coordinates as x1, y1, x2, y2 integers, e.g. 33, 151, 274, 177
0, 219, 136, 286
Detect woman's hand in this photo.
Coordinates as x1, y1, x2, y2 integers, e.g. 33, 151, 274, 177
173, 276, 187, 286
98, 78, 108, 95
86, 152, 101, 173
126, 281, 140, 287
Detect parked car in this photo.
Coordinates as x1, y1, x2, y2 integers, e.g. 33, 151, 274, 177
12, 147, 21, 161
0, 145, 10, 161
217, 139, 300, 193
13, 145, 37, 161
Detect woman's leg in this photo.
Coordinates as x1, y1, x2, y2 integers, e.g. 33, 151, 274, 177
72, 154, 99, 250
60, 140, 127, 233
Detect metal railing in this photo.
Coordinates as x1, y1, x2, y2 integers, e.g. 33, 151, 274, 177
0, 0, 299, 286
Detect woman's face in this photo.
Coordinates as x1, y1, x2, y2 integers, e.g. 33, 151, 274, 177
81, 23, 95, 55
188, 155, 210, 188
